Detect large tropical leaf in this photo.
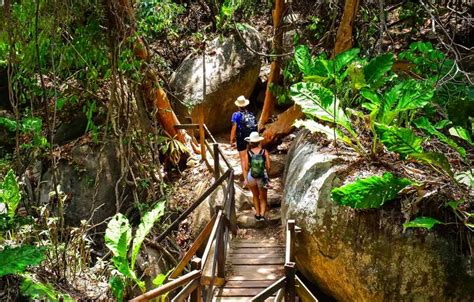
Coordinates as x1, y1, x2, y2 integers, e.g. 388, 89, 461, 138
294, 119, 353, 146
413, 117, 466, 158
403, 217, 442, 230
0, 169, 21, 218
0, 245, 46, 276
377, 125, 423, 158
335, 48, 360, 73
131, 201, 166, 270
290, 82, 354, 135
21, 276, 74, 302
331, 172, 412, 209
394, 79, 434, 111
105, 213, 132, 260
294, 45, 313, 76
449, 126, 473, 145
363, 53, 394, 88
455, 170, 474, 189
109, 275, 125, 302
408, 152, 453, 177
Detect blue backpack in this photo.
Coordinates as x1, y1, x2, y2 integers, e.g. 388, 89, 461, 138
239, 111, 257, 137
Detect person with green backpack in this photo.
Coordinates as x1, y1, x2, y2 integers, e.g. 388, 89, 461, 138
243, 132, 271, 221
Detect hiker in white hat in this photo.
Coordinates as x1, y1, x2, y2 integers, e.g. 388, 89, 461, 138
243, 131, 271, 221
230, 95, 257, 181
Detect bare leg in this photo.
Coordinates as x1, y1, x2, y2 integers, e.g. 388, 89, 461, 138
238, 150, 246, 180
249, 183, 260, 216
259, 187, 268, 217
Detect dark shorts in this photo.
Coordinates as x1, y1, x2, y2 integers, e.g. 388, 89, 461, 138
236, 135, 248, 151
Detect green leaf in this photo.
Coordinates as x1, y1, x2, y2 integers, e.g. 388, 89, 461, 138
0, 169, 21, 218
403, 217, 442, 230
153, 270, 172, 286
335, 48, 360, 73
0, 117, 18, 132
394, 80, 434, 112
455, 170, 474, 188
364, 54, 394, 87
131, 201, 166, 270
408, 152, 453, 177
294, 45, 313, 76
109, 275, 125, 302
331, 172, 412, 209
105, 213, 132, 260
21, 276, 73, 302
290, 82, 355, 135
377, 125, 423, 158
449, 126, 473, 145
413, 117, 466, 157
434, 120, 452, 129
0, 245, 46, 276
445, 200, 462, 211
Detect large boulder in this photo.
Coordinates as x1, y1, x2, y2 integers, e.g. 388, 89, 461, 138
282, 131, 474, 301
169, 26, 264, 133
39, 143, 123, 226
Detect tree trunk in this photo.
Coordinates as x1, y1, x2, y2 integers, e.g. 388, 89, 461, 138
334, 0, 360, 55
262, 104, 304, 147
258, 0, 285, 131
103, 0, 190, 145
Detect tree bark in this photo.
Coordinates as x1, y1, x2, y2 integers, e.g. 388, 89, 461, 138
258, 0, 285, 131
103, 0, 190, 145
334, 0, 360, 55
262, 104, 304, 147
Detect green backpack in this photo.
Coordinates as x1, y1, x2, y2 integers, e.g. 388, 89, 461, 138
248, 149, 265, 178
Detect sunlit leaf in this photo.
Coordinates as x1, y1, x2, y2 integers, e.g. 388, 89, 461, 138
403, 217, 442, 230
449, 126, 473, 145
408, 152, 453, 177
377, 125, 423, 158
331, 172, 412, 209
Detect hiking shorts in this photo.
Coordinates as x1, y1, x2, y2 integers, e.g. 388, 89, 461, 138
247, 171, 265, 188
236, 136, 248, 151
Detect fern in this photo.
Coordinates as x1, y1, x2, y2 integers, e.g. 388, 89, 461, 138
377, 125, 423, 158
413, 117, 466, 158
331, 172, 412, 209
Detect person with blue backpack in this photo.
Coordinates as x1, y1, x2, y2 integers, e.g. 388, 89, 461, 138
230, 95, 258, 181
243, 132, 271, 221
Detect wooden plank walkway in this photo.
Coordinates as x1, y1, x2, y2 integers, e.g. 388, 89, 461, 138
213, 238, 285, 301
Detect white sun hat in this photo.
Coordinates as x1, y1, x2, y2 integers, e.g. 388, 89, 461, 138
234, 95, 250, 107
244, 131, 264, 143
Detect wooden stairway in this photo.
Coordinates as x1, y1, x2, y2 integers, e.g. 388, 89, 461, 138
213, 234, 285, 301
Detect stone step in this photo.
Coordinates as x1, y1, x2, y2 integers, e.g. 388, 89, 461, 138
236, 207, 281, 229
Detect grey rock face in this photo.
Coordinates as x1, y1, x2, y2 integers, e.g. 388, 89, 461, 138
170, 25, 264, 133
39, 144, 123, 226
282, 131, 474, 301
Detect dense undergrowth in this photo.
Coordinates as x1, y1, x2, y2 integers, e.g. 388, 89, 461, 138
0, 0, 473, 300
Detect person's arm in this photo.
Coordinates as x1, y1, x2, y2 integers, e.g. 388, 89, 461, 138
264, 149, 271, 172
230, 123, 237, 145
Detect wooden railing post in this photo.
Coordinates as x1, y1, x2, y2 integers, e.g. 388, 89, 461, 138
213, 143, 220, 180
190, 258, 202, 302
284, 262, 296, 302
215, 206, 225, 278
287, 220, 295, 262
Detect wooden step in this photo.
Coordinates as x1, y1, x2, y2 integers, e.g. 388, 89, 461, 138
229, 256, 284, 265
223, 280, 277, 288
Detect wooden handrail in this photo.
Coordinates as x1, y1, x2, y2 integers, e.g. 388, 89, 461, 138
250, 277, 286, 301
296, 275, 318, 301
171, 279, 200, 302
201, 209, 223, 270
130, 270, 201, 302
169, 215, 216, 279
156, 169, 231, 242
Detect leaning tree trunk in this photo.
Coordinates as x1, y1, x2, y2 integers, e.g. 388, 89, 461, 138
103, 0, 192, 146
262, 104, 304, 147
258, 0, 285, 131
334, 0, 360, 55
